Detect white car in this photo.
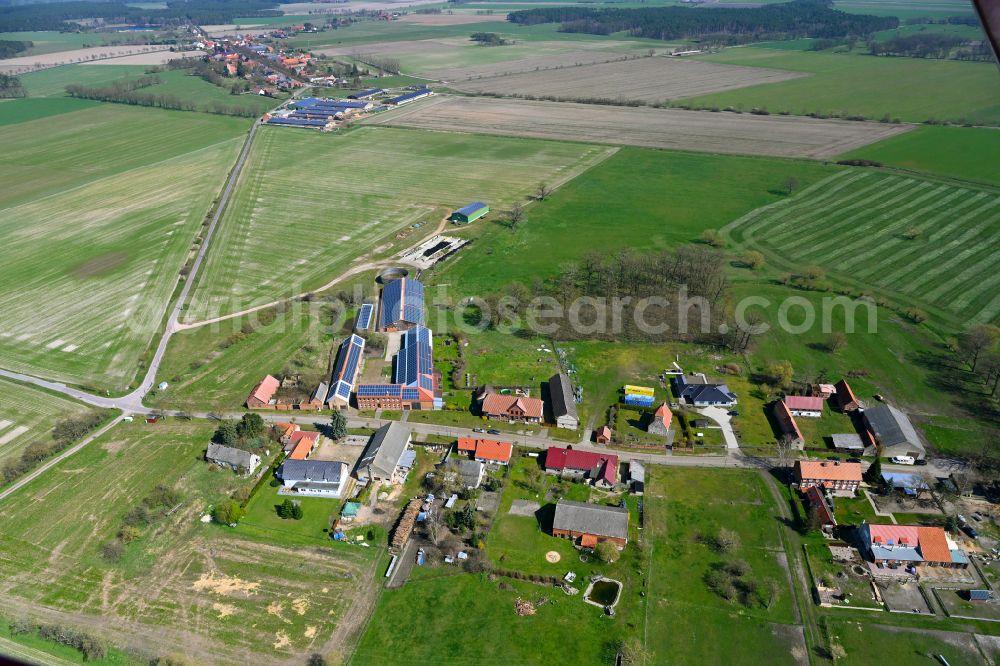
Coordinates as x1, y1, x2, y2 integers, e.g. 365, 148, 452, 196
890, 455, 915, 465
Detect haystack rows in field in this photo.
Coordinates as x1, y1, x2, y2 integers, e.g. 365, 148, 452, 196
724, 170, 1000, 324
449, 56, 807, 101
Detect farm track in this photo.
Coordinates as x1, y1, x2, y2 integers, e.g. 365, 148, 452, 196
366, 95, 912, 159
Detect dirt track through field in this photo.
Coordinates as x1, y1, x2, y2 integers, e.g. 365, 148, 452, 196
418, 48, 650, 82
366, 95, 913, 159
448, 55, 807, 100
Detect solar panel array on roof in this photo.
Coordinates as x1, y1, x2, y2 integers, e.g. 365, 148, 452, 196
379, 278, 425, 329
357, 384, 402, 397
389, 89, 431, 105
355, 303, 373, 330
266, 117, 327, 128
456, 201, 487, 217
334, 380, 352, 400
327, 334, 364, 402
395, 326, 433, 386
349, 88, 383, 99
403, 279, 424, 326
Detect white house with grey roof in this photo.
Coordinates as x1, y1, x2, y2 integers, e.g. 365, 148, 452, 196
863, 404, 925, 460
278, 460, 348, 498
674, 374, 738, 407
354, 421, 413, 484
548, 372, 579, 430
206, 443, 261, 476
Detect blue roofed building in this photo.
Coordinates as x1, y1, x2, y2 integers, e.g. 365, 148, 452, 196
349, 88, 384, 99
450, 201, 489, 225
355, 303, 374, 331
326, 334, 365, 408
378, 277, 424, 331
388, 88, 431, 105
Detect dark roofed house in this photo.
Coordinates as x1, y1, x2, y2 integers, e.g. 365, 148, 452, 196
206, 443, 261, 476
355, 421, 412, 484
552, 499, 629, 549
548, 372, 579, 430
831, 433, 864, 453
804, 485, 836, 532
863, 404, 925, 460
457, 459, 485, 489
278, 459, 347, 498
674, 374, 737, 407
629, 461, 645, 495
300, 381, 328, 410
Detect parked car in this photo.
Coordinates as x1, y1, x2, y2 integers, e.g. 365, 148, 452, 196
890, 456, 916, 465
728, 410, 739, 416
962, 525, 979, 539
487, 429, 501, 435
472, 427, 484, 433
847, 457, 863, 464
914, 459, 928, 466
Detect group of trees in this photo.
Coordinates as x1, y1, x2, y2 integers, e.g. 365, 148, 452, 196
8, 618, 107, 662
0, 73, 25, 98
955, 325, 1000, 396
0, 411, 106, 486
473, 245, 729, 344
0, 38, 30, 58
868, 32, 965, 58
507, 0, 897, 43
212, 413, 268, 452
0, 0, 284, 33
471, 32, 510, 46
102, 484, 182, 562
277, 498, 304, 520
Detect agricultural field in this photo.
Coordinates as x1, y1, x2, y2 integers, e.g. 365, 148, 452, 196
0, 97, 99, 126
184, 125, 613, 321
723, 169, 1000, 327
833, 0, 975, 18
0, 105, 248, 391
0, 31, 113, 57
838, 125, 1000, 187
820, 620, 993, 665
137, 68, 282, 115
430, 145, 834, 297
367, 95, 911, 159
644, 467, 804, 664
0, 420, 382, 664
451, 55, 807, 103
18, 64, 147, 97
0, 45, 174, 74
0, 377, 91, 468
682, 49, 1000, 125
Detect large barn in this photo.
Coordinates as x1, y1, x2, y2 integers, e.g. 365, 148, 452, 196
378, 277, 425, 331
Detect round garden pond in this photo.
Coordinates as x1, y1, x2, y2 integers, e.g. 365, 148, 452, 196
583, 578, 622, 609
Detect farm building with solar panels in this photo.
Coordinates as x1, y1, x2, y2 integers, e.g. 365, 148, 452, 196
349, 88, 384, 99
356, 326, 442, 411
387, 88, 432, 106
378, 277, 425, 332
450, 201, 489, 225
355, 303, 374, 331
326, 334, 366, 408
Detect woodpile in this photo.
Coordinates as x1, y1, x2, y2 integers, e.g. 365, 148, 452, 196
514, 598, 536, 616
391, 498, 422, 550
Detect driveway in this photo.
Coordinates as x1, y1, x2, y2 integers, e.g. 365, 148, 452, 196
695, 406, 739, 450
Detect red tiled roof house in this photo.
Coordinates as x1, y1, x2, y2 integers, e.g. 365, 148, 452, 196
246, 374, 280, 409
835, 379, 859, 412
481, 393, 543, 424
794, 460, 862, 493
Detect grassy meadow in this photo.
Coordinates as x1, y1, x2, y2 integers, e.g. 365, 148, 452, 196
839, 125, 1000, 187
0, 105, 248, 391
644, 467, 802, 664
0, 377, 91, 468
19, 64, 147, 98
723, 169, 1000, 327
682, 49, 1000, 125
0, 420, 382, 664
430, 146, 834, 298
185, 126, 613, 321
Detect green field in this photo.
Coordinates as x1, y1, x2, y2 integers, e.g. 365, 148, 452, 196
834, 0, 974, 18
0, 31, 123, 56
839, 126, 1000, 187
682, 49, 1000, 125
432, 146, 833, 298
0, 105, 249, 391
0, 420, 381, 663
0, 378, 91, 467
139, 69, 284, 116
0, 97, 99, 126
723, 169, 1000, 327
644, 467, 802, 664
19, 64, 147, 98
185, 126, 613, 321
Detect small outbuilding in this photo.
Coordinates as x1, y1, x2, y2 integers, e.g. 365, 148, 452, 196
450, 201, 489, 224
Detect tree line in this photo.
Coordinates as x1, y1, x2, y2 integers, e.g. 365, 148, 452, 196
65, 75, 260, 117
0, 0, 283, 33
868, 32, 965, 58
0, 38, 31, 58
0, 411, 109, 486
507, 0, 897, 43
